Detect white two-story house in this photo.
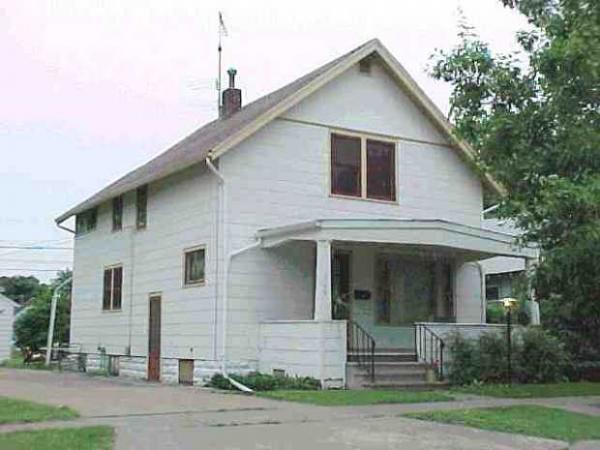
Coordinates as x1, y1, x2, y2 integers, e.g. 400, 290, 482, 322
56, 39, 535, 388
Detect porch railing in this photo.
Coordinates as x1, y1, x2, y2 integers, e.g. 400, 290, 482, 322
415, 323, 446, 380
347, 320, 376, 383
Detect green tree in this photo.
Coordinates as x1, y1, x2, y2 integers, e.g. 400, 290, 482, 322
0, 276, 43, 305
14, 270, 72, 353
430, 0, 600, 359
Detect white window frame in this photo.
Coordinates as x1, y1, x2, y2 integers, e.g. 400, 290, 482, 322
103, 264, 123, 312
183, 245, 207, 287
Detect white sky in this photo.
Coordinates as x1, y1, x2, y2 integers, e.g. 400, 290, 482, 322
0, 0, 527, 282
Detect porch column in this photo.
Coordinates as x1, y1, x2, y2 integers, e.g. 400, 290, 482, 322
314, 239, 332, 321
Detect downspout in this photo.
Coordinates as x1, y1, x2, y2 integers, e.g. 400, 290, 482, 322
205, 155, 259, 393
56, 222, 76, 234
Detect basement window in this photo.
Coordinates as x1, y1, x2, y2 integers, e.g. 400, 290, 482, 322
103, 265, 123, 311
184, 247, 206, 286
331, 132, 396, 202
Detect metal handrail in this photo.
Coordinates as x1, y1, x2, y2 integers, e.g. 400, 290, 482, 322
347, 320, 376, 383
415, 323, 446, 380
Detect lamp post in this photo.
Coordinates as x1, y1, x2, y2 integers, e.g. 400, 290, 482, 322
501, 297, 518, 386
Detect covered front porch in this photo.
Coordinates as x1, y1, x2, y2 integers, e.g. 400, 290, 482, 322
255, 219, 536, 387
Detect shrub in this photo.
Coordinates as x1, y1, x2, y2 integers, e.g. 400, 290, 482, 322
446, 327, 570, 385
207, 372, 321, 391
477, 331, 510, 383
447, 331, 479, 385
486, 303, 505, 324
516, 327, 569, 383
567, 361, 600, 382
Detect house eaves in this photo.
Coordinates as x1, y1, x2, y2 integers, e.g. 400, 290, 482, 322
56, 38, 503, 224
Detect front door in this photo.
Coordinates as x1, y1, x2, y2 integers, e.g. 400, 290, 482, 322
332, 250, 352, 320
148, 295, 161, 381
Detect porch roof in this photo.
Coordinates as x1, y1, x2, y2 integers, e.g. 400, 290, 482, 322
256, 219, 537, 260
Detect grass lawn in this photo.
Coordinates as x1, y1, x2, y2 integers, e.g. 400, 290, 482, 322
257, 390, 454, 406
0, 354, 48, 370
455, 382, 600, 398
406, 405, 600, 442
0, 396, 79, 424
0, 426, 113, 450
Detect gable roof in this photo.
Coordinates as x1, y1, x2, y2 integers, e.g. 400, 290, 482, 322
0, 293, 18, 309
56, 39, 503, 224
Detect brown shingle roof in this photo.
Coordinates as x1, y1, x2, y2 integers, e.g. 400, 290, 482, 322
56, 39, 378, 223
57, 38, 503, 223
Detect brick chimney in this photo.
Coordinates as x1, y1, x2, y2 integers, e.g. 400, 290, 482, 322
221, 68, 242, 118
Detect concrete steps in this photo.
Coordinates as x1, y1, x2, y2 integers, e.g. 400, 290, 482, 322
347, 349, 417, 363
346, 349, 443, 389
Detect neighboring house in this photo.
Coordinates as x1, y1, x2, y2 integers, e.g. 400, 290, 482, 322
56, 39, 535, 388
0, 293, 18, 362
481, 218, 528, 301
480, 217, 541, 324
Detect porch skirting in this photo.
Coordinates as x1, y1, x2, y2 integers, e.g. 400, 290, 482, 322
258, 320, 347, 388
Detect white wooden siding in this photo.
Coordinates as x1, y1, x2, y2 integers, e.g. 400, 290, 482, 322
221, 61, 484, 364
70, 59, 485, 376
259, 320, 346, 387
70, 163, 218, 361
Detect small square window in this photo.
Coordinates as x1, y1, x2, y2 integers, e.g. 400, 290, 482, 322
76, 208, 97, 235
184, 248, 205, 285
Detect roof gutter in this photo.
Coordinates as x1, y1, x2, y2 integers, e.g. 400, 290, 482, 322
56, 221, 75, 234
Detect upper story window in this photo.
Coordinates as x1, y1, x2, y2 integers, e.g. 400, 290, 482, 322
184, 247, 206, 286
330, 132, 396, 202
103, 265, 123, 311
75, 208, 97, 235
112, 196, 123, 231
136, 185, 148, 230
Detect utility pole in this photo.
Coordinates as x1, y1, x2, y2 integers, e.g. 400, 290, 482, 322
45, 277, 72, 366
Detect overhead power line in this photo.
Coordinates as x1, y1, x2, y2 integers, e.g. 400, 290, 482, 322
0, 268, 70, 272
0, 246, 73, 250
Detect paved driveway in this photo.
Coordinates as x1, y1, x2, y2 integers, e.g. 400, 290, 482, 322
0, 369, 569, 450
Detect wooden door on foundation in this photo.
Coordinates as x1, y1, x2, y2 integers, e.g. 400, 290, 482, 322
148, 295, 161, 381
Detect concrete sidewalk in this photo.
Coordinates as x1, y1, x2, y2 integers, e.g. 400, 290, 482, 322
0, 368, 588, 449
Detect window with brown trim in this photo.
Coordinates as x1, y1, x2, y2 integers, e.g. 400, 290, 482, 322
184, 248, 205, 286
136, 185, 148, 230
331, 132, 396, 201
112, 196, 123, 231
366, 139, 396, 201
103, 266, 123, 311
331, 134, 362, 197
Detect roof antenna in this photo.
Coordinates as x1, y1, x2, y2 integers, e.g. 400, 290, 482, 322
217, 11, 228, 118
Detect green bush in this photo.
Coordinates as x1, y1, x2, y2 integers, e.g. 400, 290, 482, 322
207, 372, 321, 391
447, 332, 479, 385
486, 303, 505, 324
478, 332, 511, 383
516, 327, 569, 383
447, 327, 570, 385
